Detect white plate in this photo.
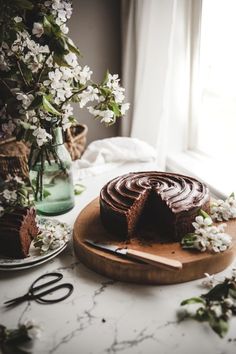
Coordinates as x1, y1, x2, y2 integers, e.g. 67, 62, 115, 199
0, 243, 67, 271
0, 217, 71, 268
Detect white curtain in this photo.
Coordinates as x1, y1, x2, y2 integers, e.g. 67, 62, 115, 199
121, 0, 191, 169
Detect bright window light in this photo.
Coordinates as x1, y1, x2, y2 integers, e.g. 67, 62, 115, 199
196, 0, 236, 160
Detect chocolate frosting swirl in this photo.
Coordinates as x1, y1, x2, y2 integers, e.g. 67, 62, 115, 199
100, 171, 209, 214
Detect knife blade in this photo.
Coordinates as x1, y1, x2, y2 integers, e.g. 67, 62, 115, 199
84, 239, 182, 271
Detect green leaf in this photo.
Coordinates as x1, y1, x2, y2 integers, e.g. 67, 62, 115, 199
66, 39, 81, 57
100, 87, 111, 96
74, 184, 86, 195
43, 16, 52, 35
20, 122, 33, 130
109, 101, 121, 117
31, 178, 37, 186
203, 282, 230, 301
28, 95, 43, 110
229, 192, 235, 199
51, 37, 69, 57
195, 307, 209, 322
102, 70, 110, 85
42, 96, 61, 116
43, 189, 51, 198
199, 209, 211, 219
209, 317, 229, 338
181, 297, 205, 306
53, 54, 71, 67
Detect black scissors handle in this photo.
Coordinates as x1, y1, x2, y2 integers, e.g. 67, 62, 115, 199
29, 272, 74, 304
4, 272, 74, 307
33, 283, 74, 304
30, 272, 63, 292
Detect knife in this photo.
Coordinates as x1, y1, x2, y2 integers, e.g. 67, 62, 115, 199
84, 239, 182, 271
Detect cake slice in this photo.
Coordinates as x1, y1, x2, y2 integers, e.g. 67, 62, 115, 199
0, 207, 38, 258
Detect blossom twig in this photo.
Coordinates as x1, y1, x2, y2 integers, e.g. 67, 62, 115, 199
179, 274, 236, 338
16, 61, 29, 87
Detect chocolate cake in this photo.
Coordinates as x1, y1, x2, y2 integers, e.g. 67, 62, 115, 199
0, 207, 38, 258
100, 171, 210, 241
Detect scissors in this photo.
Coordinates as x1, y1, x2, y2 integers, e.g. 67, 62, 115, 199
4, 272, 74, 307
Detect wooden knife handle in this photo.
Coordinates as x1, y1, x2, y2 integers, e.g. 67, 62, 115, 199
126, 249, 182, 271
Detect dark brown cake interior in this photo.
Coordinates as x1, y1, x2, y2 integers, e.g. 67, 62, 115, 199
135, 191, 175, 241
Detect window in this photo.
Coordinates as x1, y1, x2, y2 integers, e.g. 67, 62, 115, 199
167, 0, 236, 198
194, 0, 236, 160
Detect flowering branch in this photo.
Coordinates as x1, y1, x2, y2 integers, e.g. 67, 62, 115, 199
0, 319, 42, 354
211, 193, 236, 222
181, 210, 232, 253
178, 271, 236, 338
59, 85, 87, 108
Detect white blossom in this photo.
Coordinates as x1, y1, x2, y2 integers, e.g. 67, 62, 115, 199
87, 106, 100, 116
23, 319, 43, 339
77, 65, 92, 85
211, 194, 236, 221
210, 304, 222, 318
181, 212, 232, 253
14, 16, 22, 23
1, 120, 15, 135
192, 215, 213, 229
224, 298, 234, 308
201, 273, 217, 288
87, 106, 114, 123
100, 109, 114, 123
60, 23, 69, 34
78, 86, 99, 108
33, 127, 52, 147
61, 103, 73, 130
5, 175, 24, 184
51, 0, 73, 26
2, 189, 17, 202
120, 103, 130, 115
113, 87, 125, 103
32, 22, 44, 38
34, 219, 70, 254
107, 73, 120, 90
16, 92, 34, 109
64, 52, 78, 68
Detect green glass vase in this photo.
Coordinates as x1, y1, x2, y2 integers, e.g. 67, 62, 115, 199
29, 127, 75, 215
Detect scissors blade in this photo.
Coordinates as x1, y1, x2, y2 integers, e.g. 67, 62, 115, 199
4, 294, 31, 307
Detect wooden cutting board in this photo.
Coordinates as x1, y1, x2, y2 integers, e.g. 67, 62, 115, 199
73, 197, 236, 285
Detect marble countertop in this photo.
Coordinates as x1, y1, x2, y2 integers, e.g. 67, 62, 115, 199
1, 162, 236, 354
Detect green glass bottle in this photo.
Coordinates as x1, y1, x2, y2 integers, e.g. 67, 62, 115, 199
29, 127, 75, 215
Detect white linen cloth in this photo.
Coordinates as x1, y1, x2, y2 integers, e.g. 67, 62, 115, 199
72, 137, 157, 180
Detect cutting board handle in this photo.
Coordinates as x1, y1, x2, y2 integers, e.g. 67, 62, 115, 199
126, 249, 182, 271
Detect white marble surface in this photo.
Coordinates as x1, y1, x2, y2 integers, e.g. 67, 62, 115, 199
1, 162, 236, 354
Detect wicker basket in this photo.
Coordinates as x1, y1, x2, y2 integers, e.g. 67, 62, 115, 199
0, 138, 30, 180
0, 154, 29, 180
64, 124, 88, 161
0, 137, 30, 157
